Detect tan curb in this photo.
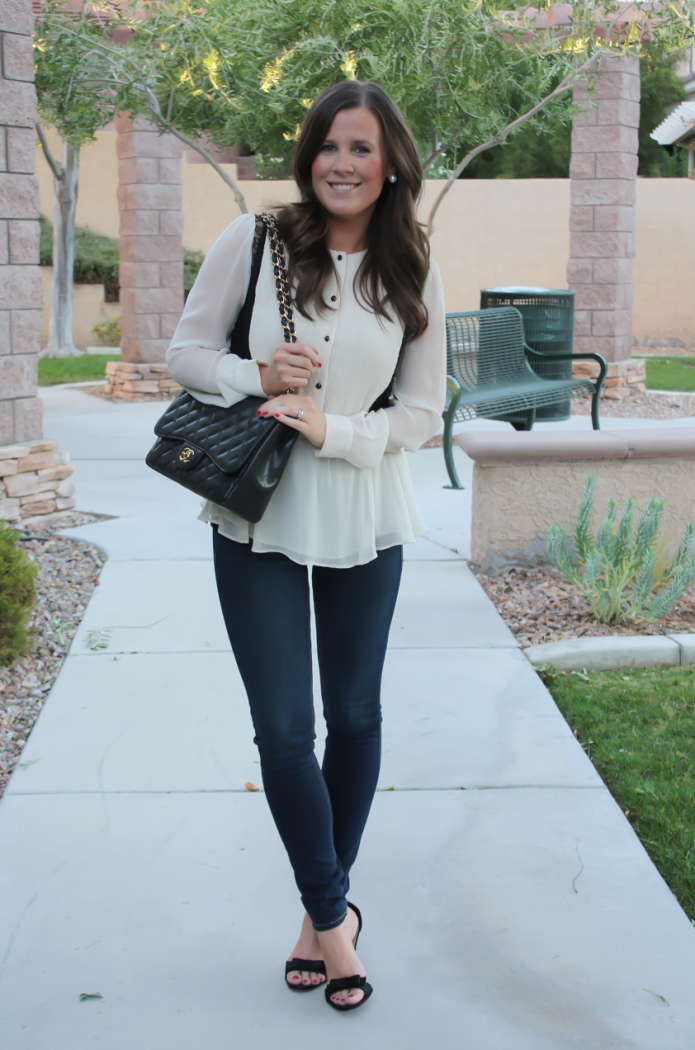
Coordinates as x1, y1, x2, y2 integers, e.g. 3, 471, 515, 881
524, 633, 695, 672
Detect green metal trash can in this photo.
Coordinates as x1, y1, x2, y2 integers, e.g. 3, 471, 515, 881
480, 287, 575, 421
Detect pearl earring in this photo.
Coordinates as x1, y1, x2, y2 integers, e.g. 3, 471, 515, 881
388, 174, 397, 183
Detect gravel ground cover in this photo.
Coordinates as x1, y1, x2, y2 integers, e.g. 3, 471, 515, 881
473, 564, 695, 650
573, 391, 695, 421
0, 514, 106, 797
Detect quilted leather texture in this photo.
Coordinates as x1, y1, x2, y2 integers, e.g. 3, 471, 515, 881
146, 392, 298, 523
152, 392, 278, 473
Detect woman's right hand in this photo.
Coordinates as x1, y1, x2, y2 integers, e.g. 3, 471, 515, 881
258, 342, 322, 397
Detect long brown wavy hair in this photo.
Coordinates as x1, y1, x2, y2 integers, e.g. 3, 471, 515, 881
277, 81, 430, 341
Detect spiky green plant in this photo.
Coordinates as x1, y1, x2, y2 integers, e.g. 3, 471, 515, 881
547, 474, 695, 625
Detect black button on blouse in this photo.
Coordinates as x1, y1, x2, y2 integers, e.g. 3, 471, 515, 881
324, 335, 330, 342
315, 382, 322, 389
330, 295, 337, 302
337, 254, 343, 261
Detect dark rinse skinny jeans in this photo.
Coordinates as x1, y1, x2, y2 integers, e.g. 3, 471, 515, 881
212, 527, 403, 931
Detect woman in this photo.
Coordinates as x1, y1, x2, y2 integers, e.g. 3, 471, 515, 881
166, 80, 446, 1011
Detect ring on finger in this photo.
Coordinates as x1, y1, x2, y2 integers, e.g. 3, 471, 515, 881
296, 408, 304, 421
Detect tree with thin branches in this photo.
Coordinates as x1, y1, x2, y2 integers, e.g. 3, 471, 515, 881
225, 0, 694, 231
34, 0, 252, 354
34, 3, 120, 356
36, 0, 695, 316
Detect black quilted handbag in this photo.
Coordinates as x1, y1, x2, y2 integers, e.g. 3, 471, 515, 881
145, 213, 299, 524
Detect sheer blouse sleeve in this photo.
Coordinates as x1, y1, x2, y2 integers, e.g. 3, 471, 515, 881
166, 213, 266, 408
315, 260, 447, 469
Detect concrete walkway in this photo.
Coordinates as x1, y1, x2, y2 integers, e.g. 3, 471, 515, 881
1, 387, 695, 1048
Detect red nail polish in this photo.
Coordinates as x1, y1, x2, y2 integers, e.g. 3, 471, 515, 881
318, 362, 322, 367
274, 413, 280, 418
255, 410, 261, 416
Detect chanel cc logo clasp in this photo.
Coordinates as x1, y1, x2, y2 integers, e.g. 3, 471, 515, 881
178, 446, 196, 463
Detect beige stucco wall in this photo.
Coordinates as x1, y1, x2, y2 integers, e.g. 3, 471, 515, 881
181, 168, 298, 252
37, 127, 121, 240
36, 127, 695, 348
39, 268, 120, 349
632, 179, 695, 348
470, 460, 695, 571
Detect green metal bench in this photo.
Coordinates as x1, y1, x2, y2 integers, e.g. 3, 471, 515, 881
443, 307, 607, 489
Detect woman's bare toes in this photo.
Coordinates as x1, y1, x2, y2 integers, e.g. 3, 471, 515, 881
331, 987, 364, 1006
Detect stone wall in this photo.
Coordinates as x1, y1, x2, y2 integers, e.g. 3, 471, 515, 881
0, 0, 43, 445
567, 53, 640, 392
104, 360, 181, 400
0, 439, 75, 525
116, 114, 184, 364
572, 356, 646, 401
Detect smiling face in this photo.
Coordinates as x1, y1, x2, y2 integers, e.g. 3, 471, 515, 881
310, 106, 394, 225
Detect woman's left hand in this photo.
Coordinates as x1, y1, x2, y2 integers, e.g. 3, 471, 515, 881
256, 393, 326, 450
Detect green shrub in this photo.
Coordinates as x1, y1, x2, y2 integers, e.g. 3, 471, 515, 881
91, 316, 121, 347
40, 216, 205, 305
0, 521, 37, 665
40, 216, 119, 301
73, 227, 120, 300
547, 473, 695, 625
39, 214, 53, 267
184, 249, 205, 300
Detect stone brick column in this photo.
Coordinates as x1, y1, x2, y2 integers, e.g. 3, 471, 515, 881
567, 53, 645, 399
0, 0, 43, 444
116, 114, 184, 364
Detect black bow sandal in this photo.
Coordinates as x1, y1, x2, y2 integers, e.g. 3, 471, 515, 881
285, 957, 327, 992
347, 901, 362, 948
324, 974, 373, 1011
324, 902, 372, 1011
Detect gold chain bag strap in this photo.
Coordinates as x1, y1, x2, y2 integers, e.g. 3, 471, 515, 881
261, 212, 300, 394
262, 211, 297, 345
145, 212, 301, 524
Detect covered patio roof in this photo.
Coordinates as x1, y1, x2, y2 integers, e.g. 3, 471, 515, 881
651, 100, 695, 145
651, 101, 695, 176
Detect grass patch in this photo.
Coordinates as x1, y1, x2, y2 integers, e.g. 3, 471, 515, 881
38, 355, 120, 386
641, 356, 695, 393
545, 665, 695, 922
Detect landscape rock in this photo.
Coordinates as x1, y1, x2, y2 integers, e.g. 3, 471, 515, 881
100, 360, 182, 402
0, 441, 74, 525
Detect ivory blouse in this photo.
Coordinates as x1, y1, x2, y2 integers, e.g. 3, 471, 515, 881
166, 212, 447, 568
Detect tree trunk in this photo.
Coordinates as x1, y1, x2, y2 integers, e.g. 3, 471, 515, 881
45, 142, 80, 357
